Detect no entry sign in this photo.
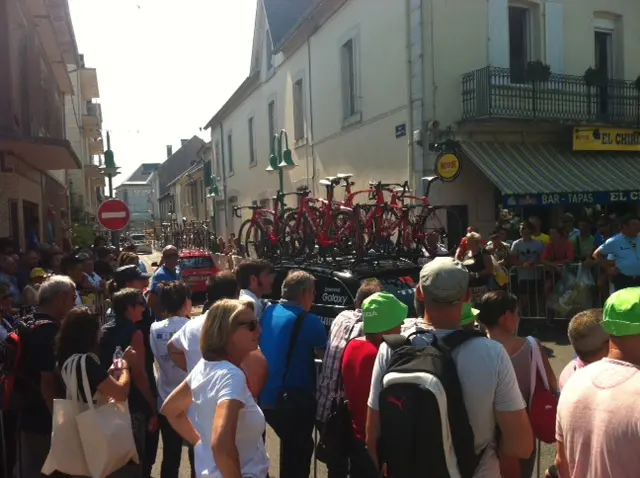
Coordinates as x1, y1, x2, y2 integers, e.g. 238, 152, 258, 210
97, 199, 131, 231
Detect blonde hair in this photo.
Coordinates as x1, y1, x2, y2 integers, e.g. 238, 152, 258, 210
200, 299, 255, 361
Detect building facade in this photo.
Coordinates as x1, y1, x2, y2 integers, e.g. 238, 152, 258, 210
205, 0, 410, 236
65, 54, 105, 221
205, 0, 640, 239
0, 0, 81, 250
114, 163, 160, 230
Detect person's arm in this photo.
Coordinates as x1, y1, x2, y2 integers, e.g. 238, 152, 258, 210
36, 325, 61, 413
129, 331, 158, 415
147, 291, 160, 316
534, 339, 559, 394
554, 441, 570, 478
40, 372, 59, 413
211, 400, 244, 478
493, 346, 534, 459
310, 315, 328, 360
473, 251, 494, 278
593, 239, 618, 273
562, 241, 575, 265
95, 358, 131, 402
161, 380, 200, 445
167, 326, 189, 371
509, 242, 522, 266
240, 350, 268, 399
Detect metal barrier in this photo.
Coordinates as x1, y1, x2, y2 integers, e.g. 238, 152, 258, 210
79, 291, 111, 326
504, 263, 610, 321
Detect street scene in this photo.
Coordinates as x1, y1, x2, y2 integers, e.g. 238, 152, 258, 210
2, 0, 640, 477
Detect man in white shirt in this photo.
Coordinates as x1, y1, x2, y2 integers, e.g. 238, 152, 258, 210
236, 260, 275, 319
366, 257, 533, 477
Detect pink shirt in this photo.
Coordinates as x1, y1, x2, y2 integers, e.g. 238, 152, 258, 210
558, 358, 587, 391
556, 358, 640, 478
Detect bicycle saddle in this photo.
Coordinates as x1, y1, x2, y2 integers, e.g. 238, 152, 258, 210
325, 176, 337, 181
337, 173, 353, 179
319, 179, 332, 186
422, 175, 438, 182
392, 187, 406, 194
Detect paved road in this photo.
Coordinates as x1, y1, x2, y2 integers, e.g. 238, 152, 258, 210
139, 253, 570, 478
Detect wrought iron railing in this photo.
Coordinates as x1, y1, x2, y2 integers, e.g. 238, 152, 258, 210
461, 66, 640, 125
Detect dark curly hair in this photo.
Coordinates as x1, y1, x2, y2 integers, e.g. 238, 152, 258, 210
159, 281, 191, 316
55, 306, 101, 365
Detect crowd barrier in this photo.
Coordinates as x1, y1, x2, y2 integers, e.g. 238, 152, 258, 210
502, 262, 610, 321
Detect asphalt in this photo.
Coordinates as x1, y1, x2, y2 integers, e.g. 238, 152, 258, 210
140, 253, 572, 478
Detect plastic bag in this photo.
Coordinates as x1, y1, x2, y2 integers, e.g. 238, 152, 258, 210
492, 256, 509, 287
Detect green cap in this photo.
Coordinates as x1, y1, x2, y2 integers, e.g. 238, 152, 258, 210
602, 287, 640, 337
362, 292, 408, 334
461, 302, 479, 326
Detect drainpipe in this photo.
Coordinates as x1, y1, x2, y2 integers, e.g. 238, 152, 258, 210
306, 38, 316, 196
404, 0, 415, 192
219, 123, 229, 234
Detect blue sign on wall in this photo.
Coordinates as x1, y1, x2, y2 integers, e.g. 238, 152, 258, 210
503, 190, 640, 208
395, 124, 407, 138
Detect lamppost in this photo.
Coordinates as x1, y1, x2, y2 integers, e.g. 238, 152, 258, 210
266, 129, 296, 208
101, 131, 121, 246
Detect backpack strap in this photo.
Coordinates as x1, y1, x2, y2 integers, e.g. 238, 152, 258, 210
437, 329, 485, 354
281, 310, 307, 389
382, 334, 412, 350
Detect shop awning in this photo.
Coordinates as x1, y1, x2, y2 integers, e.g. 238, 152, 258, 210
460, 141, 640, 207
0, 134, 81, 170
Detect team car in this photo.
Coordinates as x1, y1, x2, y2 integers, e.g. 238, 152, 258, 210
130, 233, 153, 254
179, 249, 218, 294
266, 259, 420, 329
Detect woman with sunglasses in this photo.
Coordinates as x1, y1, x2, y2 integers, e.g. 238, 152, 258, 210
99, 288, 159, 474
161, 299, 269, 478
149, 281, 195, 478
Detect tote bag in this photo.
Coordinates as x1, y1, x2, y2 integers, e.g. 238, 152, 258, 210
42, 354, 91, 476
527, 336, 558, 444
76, 354, 139, 478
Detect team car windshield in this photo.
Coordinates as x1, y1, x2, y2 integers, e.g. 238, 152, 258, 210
131, 234, 146, 241
180, 256, 214, 269
362, 275, 418, 315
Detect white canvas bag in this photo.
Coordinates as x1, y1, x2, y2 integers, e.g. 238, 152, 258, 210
41, 354, 91, 476
76, 353, 139, 478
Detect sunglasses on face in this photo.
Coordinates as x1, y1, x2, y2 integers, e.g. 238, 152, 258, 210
236, 319, 259, 332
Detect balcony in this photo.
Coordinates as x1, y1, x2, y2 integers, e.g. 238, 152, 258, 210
88, 137, 104, 156
82, 102, 102, 138
461, 67, 640, 126
80, 67, 100, 99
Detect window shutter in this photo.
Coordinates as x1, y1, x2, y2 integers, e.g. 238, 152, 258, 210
545, 0, 564, 73
488, 0, 510, 68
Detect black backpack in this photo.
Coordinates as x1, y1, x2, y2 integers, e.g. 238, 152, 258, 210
378, 329, 486, 478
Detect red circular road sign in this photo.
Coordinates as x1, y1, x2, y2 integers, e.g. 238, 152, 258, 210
97, 199, 131, 231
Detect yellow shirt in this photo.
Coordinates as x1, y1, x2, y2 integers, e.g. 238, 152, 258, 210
532, 233, 549, 244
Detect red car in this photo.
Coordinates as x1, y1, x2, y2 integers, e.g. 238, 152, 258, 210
179, 249, 218, 293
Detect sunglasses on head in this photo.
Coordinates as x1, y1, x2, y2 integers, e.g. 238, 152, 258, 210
236, 319, 259, 332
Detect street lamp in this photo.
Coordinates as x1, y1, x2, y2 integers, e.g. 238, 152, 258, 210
266, 129, 296, 208
100, 131, 121, 246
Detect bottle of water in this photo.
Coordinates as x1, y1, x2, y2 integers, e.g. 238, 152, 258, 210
113, 346, 124, 371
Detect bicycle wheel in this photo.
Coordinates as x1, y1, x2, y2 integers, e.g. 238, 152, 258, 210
282, 211, 316, 263
417, 205, 463, 254
327, 208, 362, 266
240, 220, 266, 259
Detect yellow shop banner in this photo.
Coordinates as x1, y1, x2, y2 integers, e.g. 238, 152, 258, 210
573, 127, 640, 152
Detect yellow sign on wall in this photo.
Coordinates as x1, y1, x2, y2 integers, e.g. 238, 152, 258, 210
573, 127, 640, 151
435, 152, 461, 182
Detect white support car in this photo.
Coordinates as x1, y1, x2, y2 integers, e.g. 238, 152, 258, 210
131, 233, 153, 254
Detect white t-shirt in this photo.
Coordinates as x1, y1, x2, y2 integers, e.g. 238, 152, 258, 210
368, 327, 526, 478
150, 316, 190, 406
187, 360, 269, 478
169, 314, 206, 373
239, 289, 268, 319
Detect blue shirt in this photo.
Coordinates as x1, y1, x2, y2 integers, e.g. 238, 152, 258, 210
259, 302, 327, 408
0, 273, 21, 305
597, 233, 640, 277
138, 262, 148, 273
150, 265, 182, 292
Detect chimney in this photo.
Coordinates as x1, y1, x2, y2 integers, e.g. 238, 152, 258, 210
180, 139, 188, 147
166, 145, 173, 158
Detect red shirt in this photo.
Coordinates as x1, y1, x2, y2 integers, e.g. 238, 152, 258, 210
341, 338, 380, 441
542, 240, 575, 263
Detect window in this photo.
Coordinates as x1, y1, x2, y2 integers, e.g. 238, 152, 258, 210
248, 117, 256, 166
266, 30, 274, 72
268, 100, 276, 147
508, 6, 530, 83
227, 133, 234, 176
341, 38, 359, 120
594, 30, 613, 78
293, 78, 305, 141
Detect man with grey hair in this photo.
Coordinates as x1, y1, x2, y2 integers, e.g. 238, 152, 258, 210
259, 270, 327, 478
18, 275, 77, 478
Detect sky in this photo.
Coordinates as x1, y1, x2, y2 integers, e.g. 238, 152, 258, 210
68, 0, 257, 186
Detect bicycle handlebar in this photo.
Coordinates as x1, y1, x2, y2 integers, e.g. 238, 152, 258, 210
233, 205, 260, 218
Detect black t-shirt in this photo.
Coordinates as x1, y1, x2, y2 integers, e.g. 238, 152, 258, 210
137, 305, 158, 397
20, 313, 61, 434
59, 354, 109, 403
467, 249, 491, 288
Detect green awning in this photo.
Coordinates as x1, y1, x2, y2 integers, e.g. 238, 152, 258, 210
460, 141, 640, 195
